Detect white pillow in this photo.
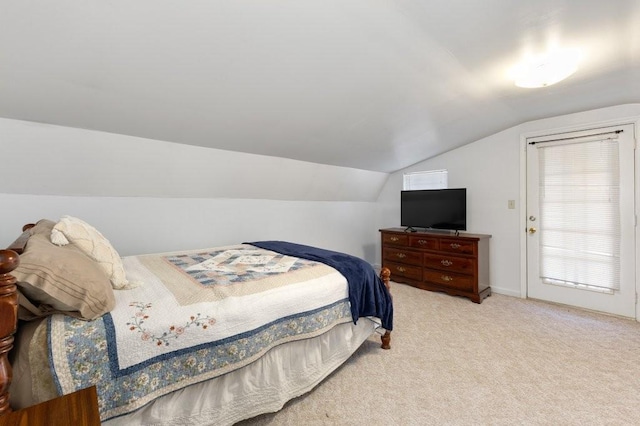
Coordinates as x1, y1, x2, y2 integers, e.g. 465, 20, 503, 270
51, 216, 135, 290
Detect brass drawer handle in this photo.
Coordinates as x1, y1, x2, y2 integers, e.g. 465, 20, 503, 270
418, 239, 428, 245
441, 275, 453, 282
390, 237, 399, 242
440, 259, 453, 266
397, 266, 406, 273
449, 243, 461, 249
396, 253, 406, 259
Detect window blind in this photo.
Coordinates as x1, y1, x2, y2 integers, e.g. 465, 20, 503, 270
537, 137, 620, 292
403, 169, 448, 190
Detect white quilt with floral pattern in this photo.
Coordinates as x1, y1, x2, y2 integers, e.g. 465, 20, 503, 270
47, 245, 352, 421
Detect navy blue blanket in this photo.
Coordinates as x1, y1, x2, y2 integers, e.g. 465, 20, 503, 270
246, 241, 393, 331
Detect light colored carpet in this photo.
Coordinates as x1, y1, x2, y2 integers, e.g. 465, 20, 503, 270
238, 282, 640, 425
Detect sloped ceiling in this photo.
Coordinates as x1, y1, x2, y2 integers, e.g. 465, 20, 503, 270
1, 0, 639, 173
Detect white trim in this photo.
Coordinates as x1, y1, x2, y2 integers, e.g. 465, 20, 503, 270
634, 119, 640, 322
519, 133, 528, 299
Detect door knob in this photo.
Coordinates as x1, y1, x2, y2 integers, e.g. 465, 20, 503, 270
528, 227, 537, 234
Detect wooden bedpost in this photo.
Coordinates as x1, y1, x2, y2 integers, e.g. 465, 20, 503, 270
0, 249, 20, 415
379, 267, 391, 350
0, 224, 32, 415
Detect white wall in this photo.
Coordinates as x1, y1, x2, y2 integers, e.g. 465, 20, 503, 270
377, 103, 640, 297
0, 194, 378, 259
0, 118, 387, 261
0, 118, 387, 201
4, 104, 639, 279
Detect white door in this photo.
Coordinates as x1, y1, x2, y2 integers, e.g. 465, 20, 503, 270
526, 124, 636, 318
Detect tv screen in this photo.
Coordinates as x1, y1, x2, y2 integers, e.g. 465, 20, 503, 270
401, 188, 467, 231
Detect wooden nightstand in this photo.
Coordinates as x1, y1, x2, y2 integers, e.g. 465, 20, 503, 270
0, 386, 101, 426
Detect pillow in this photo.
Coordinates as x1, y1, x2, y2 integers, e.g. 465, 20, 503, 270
28, 218, 57, 236
51, 215, 133, 290
12, 220, 115, 320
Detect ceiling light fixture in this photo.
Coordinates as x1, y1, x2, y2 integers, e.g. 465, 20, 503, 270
510, 47, 582, 88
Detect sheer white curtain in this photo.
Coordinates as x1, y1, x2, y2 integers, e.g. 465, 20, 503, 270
536, 134, 621, 292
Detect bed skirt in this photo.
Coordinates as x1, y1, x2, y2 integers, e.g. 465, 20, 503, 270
11, 317, 379, 425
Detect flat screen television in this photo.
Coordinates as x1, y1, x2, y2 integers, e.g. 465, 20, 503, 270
401, 188, 467, 231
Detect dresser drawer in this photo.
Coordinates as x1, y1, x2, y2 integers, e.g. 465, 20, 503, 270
409, 236, 438, 250
382, 233, 409, 246
383, 247, 422, 266
439, 238, 475, 255
424, 253, 475, 274
423, 269, 473, 291
385, 261, 422, 282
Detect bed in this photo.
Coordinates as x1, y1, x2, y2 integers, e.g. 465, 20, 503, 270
0, 217, 392, 424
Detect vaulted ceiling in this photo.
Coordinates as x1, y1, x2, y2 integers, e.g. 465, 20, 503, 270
1, 0, 639, 173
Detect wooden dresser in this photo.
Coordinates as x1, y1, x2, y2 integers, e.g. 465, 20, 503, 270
380, 228, 491, 303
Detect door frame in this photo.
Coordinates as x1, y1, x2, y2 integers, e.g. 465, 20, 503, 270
519, 116, 640, 320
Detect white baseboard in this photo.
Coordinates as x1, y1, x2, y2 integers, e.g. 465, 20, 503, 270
490, 286, 524, 298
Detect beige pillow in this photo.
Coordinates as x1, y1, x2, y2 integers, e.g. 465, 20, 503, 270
51, 215, 133, 290
28, 219, 57, 236
13, 221, 115, 321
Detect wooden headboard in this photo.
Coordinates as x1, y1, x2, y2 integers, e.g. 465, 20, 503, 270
0, 225, 33, 414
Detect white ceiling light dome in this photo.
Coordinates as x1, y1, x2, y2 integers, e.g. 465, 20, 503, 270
511, 47, 583, 88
